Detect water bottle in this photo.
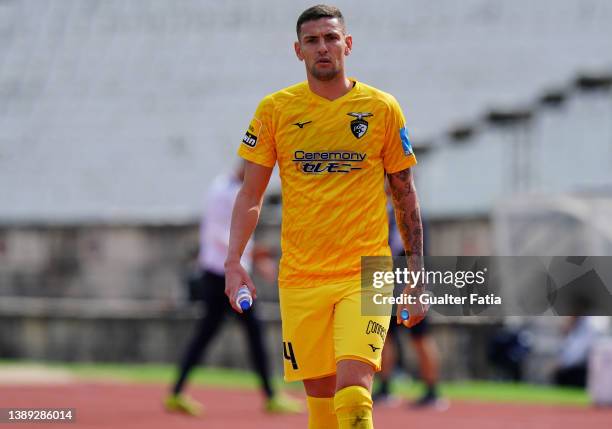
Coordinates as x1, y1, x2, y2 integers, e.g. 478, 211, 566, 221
235, 285, 253, 311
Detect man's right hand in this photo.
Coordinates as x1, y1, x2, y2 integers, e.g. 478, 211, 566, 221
224, 259, 257, 313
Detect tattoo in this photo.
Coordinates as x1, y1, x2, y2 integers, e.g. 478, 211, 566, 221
387, 168, 424, 290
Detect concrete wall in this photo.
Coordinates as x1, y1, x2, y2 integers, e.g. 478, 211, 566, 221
0, 304, 286, 372
428, 217, 492, 256
0, 224, 197, 301
0, 217, 506, 380
0, 305, 502, 380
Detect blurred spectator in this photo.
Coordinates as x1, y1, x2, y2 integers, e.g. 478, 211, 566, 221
553, 316, 603, 388
165, 162, 302, 416
373, 191, 446, 408
487, 328, 531, 381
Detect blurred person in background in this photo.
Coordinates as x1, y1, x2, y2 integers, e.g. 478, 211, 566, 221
373, 185, 446, 409
374, 318, 445, 408
164, 161, 302, 416
553, 316, 604, 388
487, 327, 531, 382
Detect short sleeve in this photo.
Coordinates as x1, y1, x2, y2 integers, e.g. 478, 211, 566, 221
237, 96, 277, 168
382, 95, 417, 174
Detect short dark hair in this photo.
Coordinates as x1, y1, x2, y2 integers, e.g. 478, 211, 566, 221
296, 4, 345, 38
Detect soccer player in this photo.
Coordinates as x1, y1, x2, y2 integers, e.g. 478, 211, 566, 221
225, 5, 427, 428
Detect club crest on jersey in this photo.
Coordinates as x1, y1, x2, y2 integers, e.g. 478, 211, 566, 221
347, 112, 373, 139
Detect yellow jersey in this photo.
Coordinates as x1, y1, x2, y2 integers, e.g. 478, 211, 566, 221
238, 79, 416, 288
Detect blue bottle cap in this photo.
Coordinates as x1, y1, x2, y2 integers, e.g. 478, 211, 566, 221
240, 300, 251, 311
400, 309, 409, 321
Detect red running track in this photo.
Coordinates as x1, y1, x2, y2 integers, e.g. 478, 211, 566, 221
1, 383, 611, 429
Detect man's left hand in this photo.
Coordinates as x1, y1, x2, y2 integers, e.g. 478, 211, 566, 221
396, 283, 429, 328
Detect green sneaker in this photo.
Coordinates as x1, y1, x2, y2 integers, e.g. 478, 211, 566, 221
164, 394, 203, 416
265, 393, 304, 414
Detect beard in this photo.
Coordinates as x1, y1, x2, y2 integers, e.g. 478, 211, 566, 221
309, 61, 340, 81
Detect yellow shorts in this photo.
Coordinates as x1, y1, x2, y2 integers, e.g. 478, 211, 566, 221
278, 280, 391, 382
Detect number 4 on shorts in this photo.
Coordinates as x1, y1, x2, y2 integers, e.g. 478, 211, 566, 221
283, 341, 298, 370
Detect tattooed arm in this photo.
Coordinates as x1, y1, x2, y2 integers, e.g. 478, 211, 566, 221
387, 167, 428, 327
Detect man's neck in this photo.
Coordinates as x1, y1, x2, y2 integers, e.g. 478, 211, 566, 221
307, 74, 353, 101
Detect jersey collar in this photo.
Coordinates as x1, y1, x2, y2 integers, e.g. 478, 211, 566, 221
305, 78, 359, 104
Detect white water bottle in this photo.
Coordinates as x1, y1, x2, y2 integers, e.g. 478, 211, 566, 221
235, 285, 253, 311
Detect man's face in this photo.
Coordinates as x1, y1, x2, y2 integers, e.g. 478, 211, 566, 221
294, 17, 352, 82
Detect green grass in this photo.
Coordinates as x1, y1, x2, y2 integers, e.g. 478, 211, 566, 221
391, 379, 589, 406
0, 360, 589, 406
0, 360, 264, 389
